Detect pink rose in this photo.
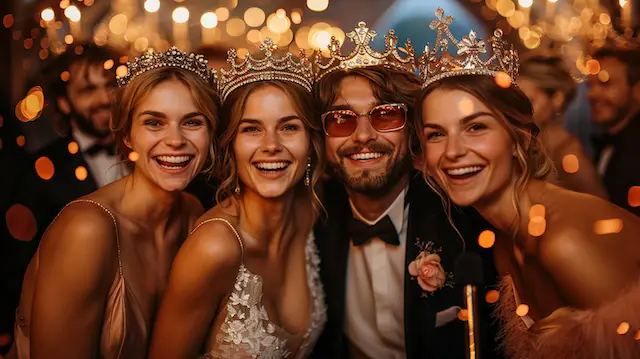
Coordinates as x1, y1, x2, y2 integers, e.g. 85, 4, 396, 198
408, 253, 446, 292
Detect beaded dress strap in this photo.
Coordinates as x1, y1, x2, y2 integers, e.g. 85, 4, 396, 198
190, 218, 244, 262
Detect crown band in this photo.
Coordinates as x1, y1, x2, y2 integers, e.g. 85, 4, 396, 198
217, 39, 314, 101
116, 47, 214, 87
418, 8, 519, 89
314, 21, 416, 81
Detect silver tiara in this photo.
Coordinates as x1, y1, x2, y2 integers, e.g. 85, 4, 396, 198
117, 46, 214, 87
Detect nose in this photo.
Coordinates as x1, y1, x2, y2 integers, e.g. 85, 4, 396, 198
443, 133, 467, 160
165, 124, 187, 148
351, 115, 377, 144
96, 86, 111, 105
261, 129, 282, 153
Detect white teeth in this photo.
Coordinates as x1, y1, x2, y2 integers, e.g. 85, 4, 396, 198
446, 166, 483, 176
349, 152, 383, 160
254, 161, 290, 170
156, 155, 192, 163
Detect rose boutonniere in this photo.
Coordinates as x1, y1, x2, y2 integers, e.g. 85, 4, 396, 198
408, 239, 454, 297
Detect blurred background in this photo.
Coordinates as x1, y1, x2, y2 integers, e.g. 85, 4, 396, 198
1, 0, 640, 354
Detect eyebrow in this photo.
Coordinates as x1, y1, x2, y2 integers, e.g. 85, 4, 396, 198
325, 101, 382, 112
239, 115, 301, 125
423, 111, 495, 129
138, 111, 205, 120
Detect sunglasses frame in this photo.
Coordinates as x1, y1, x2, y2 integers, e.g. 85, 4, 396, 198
321, 103, 408, 137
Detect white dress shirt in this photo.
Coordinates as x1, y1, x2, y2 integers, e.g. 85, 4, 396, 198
345, 188, 409, 359
73, 130, 126, 187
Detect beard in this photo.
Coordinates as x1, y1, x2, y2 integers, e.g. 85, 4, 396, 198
331, 141, 412, 196
68, 102, 112, 140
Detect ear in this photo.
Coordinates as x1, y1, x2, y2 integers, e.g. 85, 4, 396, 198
123, 136, 132, 150
550, 91, 566, 113
57, 96, 71, 116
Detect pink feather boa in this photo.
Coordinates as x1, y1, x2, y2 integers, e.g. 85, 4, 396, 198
494, 277, 640, 359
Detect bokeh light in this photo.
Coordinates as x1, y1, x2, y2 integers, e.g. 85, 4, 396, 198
41, 8, 55, 22
116, 65, 128, 78
144, 0, 160, 13
6, 204, 37, 242
628, 186, 640, 207
485, 290, 500, 303
617, 322, 630, 335
215, 7, 230, 22
75, 166, 88, 181
562, 154, 579, 174
494, 72, 512, 88
516, 304, 529, 317
64, 5, 81, 22
128, 151, 139, 162
172, 7, 190, 24
307, 0, 329, 12
594, 218, 623, 235
528, 216, 546, 237
244, 7, 265, 28
478, 230, 496, 248
68, 141, 79, 154
201, 12, 218, 29
35, 156, 55, 180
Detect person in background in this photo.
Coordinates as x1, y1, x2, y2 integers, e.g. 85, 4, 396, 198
6, 47, 219, 359
587, 47, 640, 216
518, 52, 607, 198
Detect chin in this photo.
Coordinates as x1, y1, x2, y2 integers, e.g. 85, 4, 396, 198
156, 178, 192, 192
446, 191, 480, 207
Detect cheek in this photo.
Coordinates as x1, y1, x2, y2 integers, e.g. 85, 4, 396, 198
325, 138, 342, 160
424, 143, 444, 168
186, 130, 211, 154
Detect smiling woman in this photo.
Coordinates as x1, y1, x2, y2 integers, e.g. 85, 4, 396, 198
6, 48, 219, 359
147, 40, 327, 359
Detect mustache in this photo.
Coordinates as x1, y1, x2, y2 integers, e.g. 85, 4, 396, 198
337, 141, 394, 157
89, 104, 112, 116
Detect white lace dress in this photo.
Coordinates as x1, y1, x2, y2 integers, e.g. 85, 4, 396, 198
197, 218, 326, 359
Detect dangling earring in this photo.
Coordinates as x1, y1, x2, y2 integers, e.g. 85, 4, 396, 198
304, 157, 311, 187
234, 184, 240, 194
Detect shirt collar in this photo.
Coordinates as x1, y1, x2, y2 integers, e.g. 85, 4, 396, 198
72, 129, 98, 152
349, 187, 408, 234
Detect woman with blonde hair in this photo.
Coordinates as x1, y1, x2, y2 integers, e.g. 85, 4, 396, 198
7, 47, 219, 359
414, 9, 640, 359
148, 40, 326, 359
518, 52, 607, 198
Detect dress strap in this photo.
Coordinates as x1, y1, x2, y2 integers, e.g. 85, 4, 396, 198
191, 218, 244, 262
62, 199, 123, 276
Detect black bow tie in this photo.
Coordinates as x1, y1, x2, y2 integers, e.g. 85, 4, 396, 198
348, 215, 400, 246
85, 143, 117, 156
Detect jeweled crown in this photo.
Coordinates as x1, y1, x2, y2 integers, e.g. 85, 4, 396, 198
418, 8, 519, 89
117, 46, 214, 87
314, 21, 416, 81
217, 38, 314, 101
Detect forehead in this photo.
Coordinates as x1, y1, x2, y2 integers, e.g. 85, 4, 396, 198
332, 75, 378, 108
597, 57, 628, 79
422, 88, 491, 123
242, 85, 297, 119
138, 79, 198, 112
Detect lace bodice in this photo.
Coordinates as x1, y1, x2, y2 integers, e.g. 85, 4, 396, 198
200, 219, 326, 359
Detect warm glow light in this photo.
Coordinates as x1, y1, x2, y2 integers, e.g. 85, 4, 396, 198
617, 322, 630, 335
629, 186, 640, 207
6, 204, 37, 242
215, 7, 230, 22
548, 0, 558, 2
516, 304, 529, 317
594, 218, 623, 235
276, 8, 286, 18
598, 70, 610, 82
60, 71, 70, 81
144, 0, 160, 13
518, 0, 533, 7
485, 290, 500, 303
528, 216, 546, 237
134, 37, 149, 52
600, 13, 611, 25
41, 8, 55, 22
307, 0, 329, 12
312, 30, 332, 49
226, 18, 246, 37
247, 29, 261, 43
494, 72, 512, 88
172, 7, 190, 24
35, 156, 55, 180
64, 5, 81, 22
128, 151, 139, 162
620, 0, 628, 7
116, 65, 128, 78
104, 59, 114, 70
59, 0, 70, 9
478, 230, 496, 249
562, 154, 579, 174
244, 7, 265, 27
201, 12, 218, 29
267, 13, 291, 34
291, 11, 302, 24
75, 166, 88, 181
68, 141, 79, 154
64, 34, 74, 44
586, 59, 601, 75
109, 14, 128, 35
458, 309, 469, 321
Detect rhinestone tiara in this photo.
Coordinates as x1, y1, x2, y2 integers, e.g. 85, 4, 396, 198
116, 46, 214, 87
418, 8, 519, 89
314, 21, 416, 81
217, 38, 314, 101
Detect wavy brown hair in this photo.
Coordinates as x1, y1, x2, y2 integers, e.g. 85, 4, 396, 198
215, 81, 325, 214
415, 75, 554, 236
111, 67, 220, 175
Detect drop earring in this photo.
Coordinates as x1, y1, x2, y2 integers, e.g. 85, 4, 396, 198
304, 157, 311, 187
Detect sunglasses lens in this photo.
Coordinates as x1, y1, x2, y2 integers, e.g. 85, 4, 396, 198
370, 105, 406, 131
324, 111, 358, 137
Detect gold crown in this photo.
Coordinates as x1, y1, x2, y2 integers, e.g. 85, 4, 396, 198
314, 21, 416, 81
117, 46, 214, 87
418, 8, 519, 89
217, 38, 314, 101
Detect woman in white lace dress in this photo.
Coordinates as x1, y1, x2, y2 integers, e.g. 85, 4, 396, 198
148, 41, 327, 359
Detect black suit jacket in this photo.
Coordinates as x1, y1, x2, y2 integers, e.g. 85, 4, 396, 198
311, 172, 506, 359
